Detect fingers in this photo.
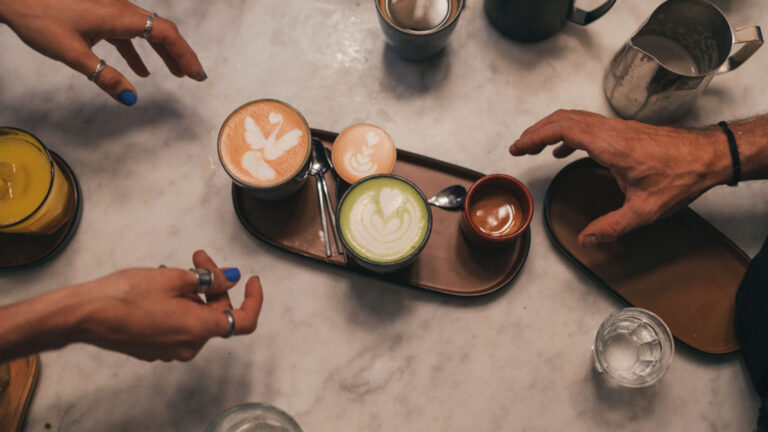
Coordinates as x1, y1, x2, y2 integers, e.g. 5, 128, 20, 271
96, 65, 139, 106
577, 202, 653, 247
509, 109, 604, 156
205, 292, 233, 311
552, 143, 577, 159
56, 39, 139, 106
108, 38, 149, 77
191, 250, 240, 296
228, 276, 264, 336
149, 42, 184, 77
104, 4, 206, 81
146, 18, 206, 81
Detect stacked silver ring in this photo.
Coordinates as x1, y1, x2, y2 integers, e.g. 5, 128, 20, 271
223, 310, 236, 338
141, 12, 159, 39
190, 268, 214, 294
88, 59, 106, 82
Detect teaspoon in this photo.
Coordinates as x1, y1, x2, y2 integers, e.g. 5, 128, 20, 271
428, 185, 466, 210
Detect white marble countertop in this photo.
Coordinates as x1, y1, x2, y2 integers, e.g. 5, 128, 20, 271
2, 0, 767, 430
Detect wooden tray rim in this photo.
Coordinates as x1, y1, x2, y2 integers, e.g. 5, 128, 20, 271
543, 158, 749, 356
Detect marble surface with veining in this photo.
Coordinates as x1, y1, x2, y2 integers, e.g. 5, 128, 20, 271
1, 0, 767, 430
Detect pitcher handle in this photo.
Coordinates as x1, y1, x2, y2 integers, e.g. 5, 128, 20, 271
718, 26, 763, 74
569, 0, 617, 26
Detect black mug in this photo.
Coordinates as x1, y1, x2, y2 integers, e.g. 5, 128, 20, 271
484, 0, 616, 43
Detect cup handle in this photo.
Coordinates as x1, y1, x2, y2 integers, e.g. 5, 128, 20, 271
717, 26, 764, 74
569, 0, 617, 26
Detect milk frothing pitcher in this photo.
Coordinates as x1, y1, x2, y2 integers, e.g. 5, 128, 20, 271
604, 0, 763, 124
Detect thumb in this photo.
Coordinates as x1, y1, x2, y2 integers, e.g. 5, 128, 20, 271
577, 204, 650, 248
94, 64, 139, 106
63, 43, 138, 106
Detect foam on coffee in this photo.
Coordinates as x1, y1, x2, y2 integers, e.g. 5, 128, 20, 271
469, 188, 523, 237
339, 176, 429, 263
332, 124, 396, 184
219, 100, 310, 187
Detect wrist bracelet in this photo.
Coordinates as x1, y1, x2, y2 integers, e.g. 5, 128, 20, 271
718, 121, 741, 187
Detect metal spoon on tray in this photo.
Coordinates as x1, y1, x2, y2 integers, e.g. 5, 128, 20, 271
428, 185, 466, 210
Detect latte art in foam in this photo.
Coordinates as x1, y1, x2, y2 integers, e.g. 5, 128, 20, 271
340, 177, 429, 263
242, 112, 303, 181
219, 100, 310, 187
332, 124, 397, 184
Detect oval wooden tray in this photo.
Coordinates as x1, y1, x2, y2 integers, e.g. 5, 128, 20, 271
232, 129, 530, 296
0, 355, 40, 432
545, 158, 748, 355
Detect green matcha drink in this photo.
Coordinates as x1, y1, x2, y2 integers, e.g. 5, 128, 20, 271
339, 176, 430, 264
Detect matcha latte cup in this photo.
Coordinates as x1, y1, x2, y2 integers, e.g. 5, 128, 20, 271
337, 174, 432, 274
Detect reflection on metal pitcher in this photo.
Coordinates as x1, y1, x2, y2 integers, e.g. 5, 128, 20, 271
604, 0, 763, 124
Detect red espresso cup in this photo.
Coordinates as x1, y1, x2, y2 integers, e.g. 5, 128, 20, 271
460, 174, 534, 247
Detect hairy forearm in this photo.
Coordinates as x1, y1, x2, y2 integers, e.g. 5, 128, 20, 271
0, 285, 90, 363
694, 114, 768, 188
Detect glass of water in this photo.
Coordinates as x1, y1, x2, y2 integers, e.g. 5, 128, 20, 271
593, 307, 674, 387
205, 403, 302, 432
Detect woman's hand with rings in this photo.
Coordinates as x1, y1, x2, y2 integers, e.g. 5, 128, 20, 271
70, 250, 263, 362
0, 0, 206, 105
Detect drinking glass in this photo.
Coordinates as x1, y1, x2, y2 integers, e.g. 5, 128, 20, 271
205, 403, 303, 432
0, 128, 72, 235
593, 307, 674, 387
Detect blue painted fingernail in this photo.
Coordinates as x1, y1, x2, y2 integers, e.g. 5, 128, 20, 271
118, 90, 137, 106
203, 72, 208, 80
223, 268, 241, 282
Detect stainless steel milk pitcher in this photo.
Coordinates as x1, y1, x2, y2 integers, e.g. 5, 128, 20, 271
604, 0, 763, 124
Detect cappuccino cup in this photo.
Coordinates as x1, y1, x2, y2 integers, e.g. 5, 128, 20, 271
461, 174, 533, 247
218, 99, 312, 201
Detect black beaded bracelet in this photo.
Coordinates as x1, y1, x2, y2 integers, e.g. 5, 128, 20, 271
718, 121, 741, 187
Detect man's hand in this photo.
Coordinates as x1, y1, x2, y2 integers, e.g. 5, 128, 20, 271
510, 110, 731, 247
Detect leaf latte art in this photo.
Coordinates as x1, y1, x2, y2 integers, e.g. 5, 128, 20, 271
339, 178, 429, 263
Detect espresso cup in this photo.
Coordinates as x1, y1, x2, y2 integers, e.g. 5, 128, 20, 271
461, 174, 533, 247
375, 0, 465, 61
218, 99, 312, 201
484, 0, 616, 43
337, 174, 432, 273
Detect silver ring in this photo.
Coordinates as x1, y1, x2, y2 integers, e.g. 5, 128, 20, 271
88, 59, 106, 82
223, 310, 236, 338
190, 268, 214, 294
141, 12, 159, 39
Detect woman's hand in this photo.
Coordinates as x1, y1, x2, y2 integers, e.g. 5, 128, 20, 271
74, 250, 263, 362
510, 110, 731, 247
0, 250, 263, 364
0, 0, 206, 105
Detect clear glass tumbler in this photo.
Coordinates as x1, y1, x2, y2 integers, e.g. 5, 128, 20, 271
593, 307, 674, 387
205, 403, 302, 432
